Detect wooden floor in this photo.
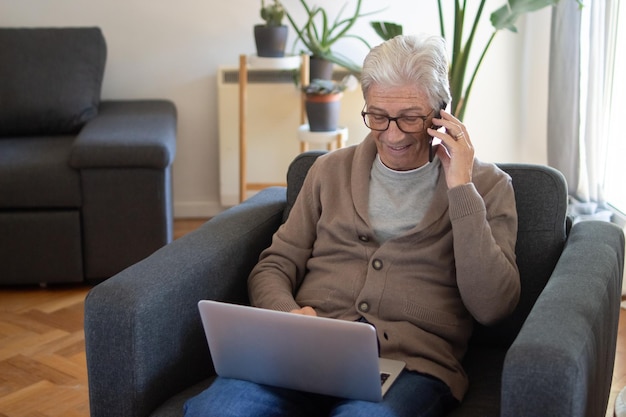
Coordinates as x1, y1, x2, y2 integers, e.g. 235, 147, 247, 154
0, 218, 624, 417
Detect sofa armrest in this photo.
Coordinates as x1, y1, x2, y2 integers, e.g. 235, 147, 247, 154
501, 221, 625, 417
84, 187, 286, 417
70, 100, 177, 169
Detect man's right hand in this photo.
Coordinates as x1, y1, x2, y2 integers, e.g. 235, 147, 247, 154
290, 306, 317, 316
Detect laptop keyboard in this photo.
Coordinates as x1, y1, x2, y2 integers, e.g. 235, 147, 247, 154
380, 372, 390, 385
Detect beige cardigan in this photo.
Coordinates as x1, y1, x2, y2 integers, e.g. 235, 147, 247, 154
248, 134, 520, 400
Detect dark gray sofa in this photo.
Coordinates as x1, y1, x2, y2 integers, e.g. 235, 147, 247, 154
85, 151, 625, 417
0, 27, 176, 285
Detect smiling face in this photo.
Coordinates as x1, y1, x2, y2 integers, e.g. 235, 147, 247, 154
365, 83, 435, 171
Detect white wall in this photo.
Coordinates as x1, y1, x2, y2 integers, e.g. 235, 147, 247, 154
0, 0, 551, 217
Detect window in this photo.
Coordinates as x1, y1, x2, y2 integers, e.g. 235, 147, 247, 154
602, 1, 626, 216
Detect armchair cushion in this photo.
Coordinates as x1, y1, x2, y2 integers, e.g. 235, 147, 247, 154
471, 164, 569, 347
0, 27, 106, 136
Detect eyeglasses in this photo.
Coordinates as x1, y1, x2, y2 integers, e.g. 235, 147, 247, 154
361, 108, 435, 134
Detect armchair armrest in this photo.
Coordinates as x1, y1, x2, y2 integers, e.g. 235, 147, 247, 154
70, 100, 177, 169
502, 221, 625, 417
84, 187, 286, 417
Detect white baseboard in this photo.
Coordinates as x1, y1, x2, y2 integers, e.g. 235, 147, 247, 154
174, 200, 225, 218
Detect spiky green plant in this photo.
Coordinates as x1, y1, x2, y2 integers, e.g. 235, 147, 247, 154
441, 0, 583, 119
285, 0, 383, 74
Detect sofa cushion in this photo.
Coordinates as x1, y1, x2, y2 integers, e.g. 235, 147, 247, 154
0, 27, 107, 136
0, 136, 82, 208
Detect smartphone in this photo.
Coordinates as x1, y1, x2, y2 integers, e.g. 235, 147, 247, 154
429, 102, 448, 162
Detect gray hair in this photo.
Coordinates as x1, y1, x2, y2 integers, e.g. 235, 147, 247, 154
361, 34, 451, 111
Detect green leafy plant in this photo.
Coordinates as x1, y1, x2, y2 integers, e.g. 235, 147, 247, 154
285, 0, 382, 74
440, 0, 583, 119
261, 0, 286, 26
370, 21, 403, 41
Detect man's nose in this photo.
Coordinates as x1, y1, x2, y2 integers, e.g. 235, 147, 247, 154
383, 120, 405, 141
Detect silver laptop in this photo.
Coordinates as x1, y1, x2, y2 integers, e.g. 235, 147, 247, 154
197, 300, 406, 402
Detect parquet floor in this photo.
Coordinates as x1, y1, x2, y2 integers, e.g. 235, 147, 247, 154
0, 218, 624, 417
0, 285, 90, 417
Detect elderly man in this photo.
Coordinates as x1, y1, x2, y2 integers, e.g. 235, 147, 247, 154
185, 33, 520, 417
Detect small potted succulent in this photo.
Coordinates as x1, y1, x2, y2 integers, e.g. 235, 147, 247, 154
302, 77, 352, 132
254, 0, 288, 58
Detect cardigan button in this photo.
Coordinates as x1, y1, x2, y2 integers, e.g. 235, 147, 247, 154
358, 235, 369, 242
372, 259, 383, 270
359, 302, 370, 313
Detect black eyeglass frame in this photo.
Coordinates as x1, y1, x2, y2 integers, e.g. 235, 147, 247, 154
360, 108, 435, 134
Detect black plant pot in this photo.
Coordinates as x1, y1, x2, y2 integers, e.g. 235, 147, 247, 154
305, 93, 342, 132
254, 25, 288, 58
309, 56, 334, 80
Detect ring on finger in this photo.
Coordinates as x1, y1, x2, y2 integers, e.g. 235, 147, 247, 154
455, 132, 465, 139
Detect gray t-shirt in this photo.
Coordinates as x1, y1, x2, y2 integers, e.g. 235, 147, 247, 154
369, 154, 441, 242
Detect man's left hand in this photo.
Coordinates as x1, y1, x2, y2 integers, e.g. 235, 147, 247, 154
427, 109, 474, 188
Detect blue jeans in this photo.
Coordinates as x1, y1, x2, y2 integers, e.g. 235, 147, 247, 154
183, 370, 458, 417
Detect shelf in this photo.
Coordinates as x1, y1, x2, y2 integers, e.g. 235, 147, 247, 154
297, 124, 348, 152
238, 54, 308, 203
247, 54, 301, 70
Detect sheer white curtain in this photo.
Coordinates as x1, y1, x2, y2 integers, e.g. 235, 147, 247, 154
548, 0, 620, 223
602, 2, 626, 218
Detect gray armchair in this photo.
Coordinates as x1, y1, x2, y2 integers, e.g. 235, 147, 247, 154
85, 151, 625, 417
0, 27, 176, 284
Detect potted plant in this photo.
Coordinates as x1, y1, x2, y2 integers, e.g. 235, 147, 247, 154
255, 0, 288, 57
302, 77, 351, 132
286, 0, 382, 78
436, 0, 583, 119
